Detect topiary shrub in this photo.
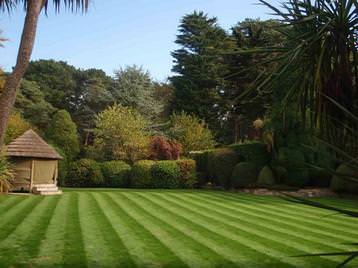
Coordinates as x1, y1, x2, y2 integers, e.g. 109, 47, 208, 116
278, 147, 310, 187
101, 161, 131, 188
67, 159, 104, 187
151, 161, 180, 188
176, 159, 197, 188
257, 166, 276, 186
207, 148, 239, 188
231, 162, 258, 188
130, 160, 156, 188
230, 142, 270, 166
330, 164, 358, 194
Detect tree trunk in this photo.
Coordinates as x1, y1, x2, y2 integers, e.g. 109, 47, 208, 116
0, 0, 43, 146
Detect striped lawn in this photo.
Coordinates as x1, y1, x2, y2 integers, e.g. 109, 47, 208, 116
0, 190, 357, 267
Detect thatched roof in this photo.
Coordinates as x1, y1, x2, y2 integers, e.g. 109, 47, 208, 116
6, 129, 63, 160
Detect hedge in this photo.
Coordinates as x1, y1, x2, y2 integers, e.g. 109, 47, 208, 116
131, 160, 156, 188
101, 161, 131, 187
257, 165, 276, 186
151, 161, 181, 188
67, 159, 104, 187
229, 142, 270, 166
330, 164, 358, 194
188, 150, 212, 184
207, 148, 239, 188
176, 159, 197, 188
231, 162, 258, 188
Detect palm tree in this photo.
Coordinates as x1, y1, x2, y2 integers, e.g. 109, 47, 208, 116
0, 0, 89, 146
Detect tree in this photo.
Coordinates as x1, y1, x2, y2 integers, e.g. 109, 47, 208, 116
168, 112, 215, 154
46, 109, 80, 160
5, 112, 31, 144
0, 0, 89, 147
94, 104, 150, 163
170, 11, 234, 133
113, 65, 162, 120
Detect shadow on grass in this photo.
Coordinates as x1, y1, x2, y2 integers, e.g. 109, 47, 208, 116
282, 195, 358, 268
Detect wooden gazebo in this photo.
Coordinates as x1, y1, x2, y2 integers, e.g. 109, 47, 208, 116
6, 129, 63, 195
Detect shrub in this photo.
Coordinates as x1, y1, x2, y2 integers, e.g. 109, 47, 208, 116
176, 159, 197, 188
5, 112, 31, 144
207, 148, 239, 187
67, 159, 104, 187
46, 110, 80, 160
151, 161, 180, 188
168, 112, 215, 154
278, 147, 310, 187
330, 164, 358, 194
231, 162, 258, 188
149, 136, 182, 160
131, 160, 156, 188
50, 144, 68, 186
189, 150, 212, 184
229, 142, 270, 166
0, 154, 14, 193
101, 161, 131, 188
257, 166, 276, 186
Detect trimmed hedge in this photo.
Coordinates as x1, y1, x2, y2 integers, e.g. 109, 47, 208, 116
231, 162, 258, 188
131, 160, 156, 188
207, 148, 239, 188
189, 150, 212, 184
257, 166, 276, 186
278, 147, 310, 187
176, 159, 197, 188
67, 159, 104, 187
101, 161, 131, 187
330, 164, 358, 194
151, 161, 181, 189
230, 142, 270, 166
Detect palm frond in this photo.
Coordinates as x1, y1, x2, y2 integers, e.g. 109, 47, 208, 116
0, 0, 89, 13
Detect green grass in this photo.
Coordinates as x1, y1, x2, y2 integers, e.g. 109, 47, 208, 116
0, 190, 357, 267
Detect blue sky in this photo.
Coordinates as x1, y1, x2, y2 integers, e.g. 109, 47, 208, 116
0, 0, 272, 81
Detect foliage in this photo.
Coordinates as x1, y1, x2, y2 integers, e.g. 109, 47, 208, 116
170, 11, 233, 132
188, 150, 212, 184
4, 112, 31, 144
67, 159, 103, 187
168, 112, 215, 154
207, 148, 239, 187
176, 159, 197, 188
229, 142, 270, 166
151, 161, 181, 189
257, 165, 276, 186
0, 154, 14, 193
130, 160, 156, 188
149, 136, 182, 160
330, 164, 358, 194
46, 109, 80, 160
50, 144, 68, 186
231, 162, 258, 188
113, 65, 162, 120
94, 104, 150, 163
101, 161, 131, 188
278, 147, 310, 187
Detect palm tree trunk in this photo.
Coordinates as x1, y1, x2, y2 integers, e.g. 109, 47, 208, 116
0, 0, 43, 146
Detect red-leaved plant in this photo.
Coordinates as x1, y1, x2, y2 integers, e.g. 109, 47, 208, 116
149, 136, 182, 160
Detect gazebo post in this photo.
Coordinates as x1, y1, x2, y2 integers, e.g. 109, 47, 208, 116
30, 159, 35, 192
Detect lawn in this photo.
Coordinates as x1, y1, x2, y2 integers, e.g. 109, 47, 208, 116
0, 190, 357, 268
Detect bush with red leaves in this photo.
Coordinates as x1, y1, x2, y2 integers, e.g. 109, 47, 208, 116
149, 136, 182, 160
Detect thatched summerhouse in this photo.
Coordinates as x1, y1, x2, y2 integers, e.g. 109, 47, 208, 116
6, 129, 62, 195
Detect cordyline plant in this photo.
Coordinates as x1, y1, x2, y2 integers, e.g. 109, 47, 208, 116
0, 0, 89, 147
239, 0, 357, 154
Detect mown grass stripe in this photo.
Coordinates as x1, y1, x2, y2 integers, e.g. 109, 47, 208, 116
191, 192, 358, 243
201, 191, 358, 232
150, 192, 340, 268
179, 192, 358, 252
312, 198, 358, 211
214, 191, 358, 224
79, 192, 137, 267
108, 192, 236, 268
162, 192, 346, 266
95, 192, 189, 268
0, 196, 43, 243
0, 196, 60, 267
35, 193, 71, 267
63, 192, 87, 267
0, 195, 25, 215
133, 192, 299, 268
